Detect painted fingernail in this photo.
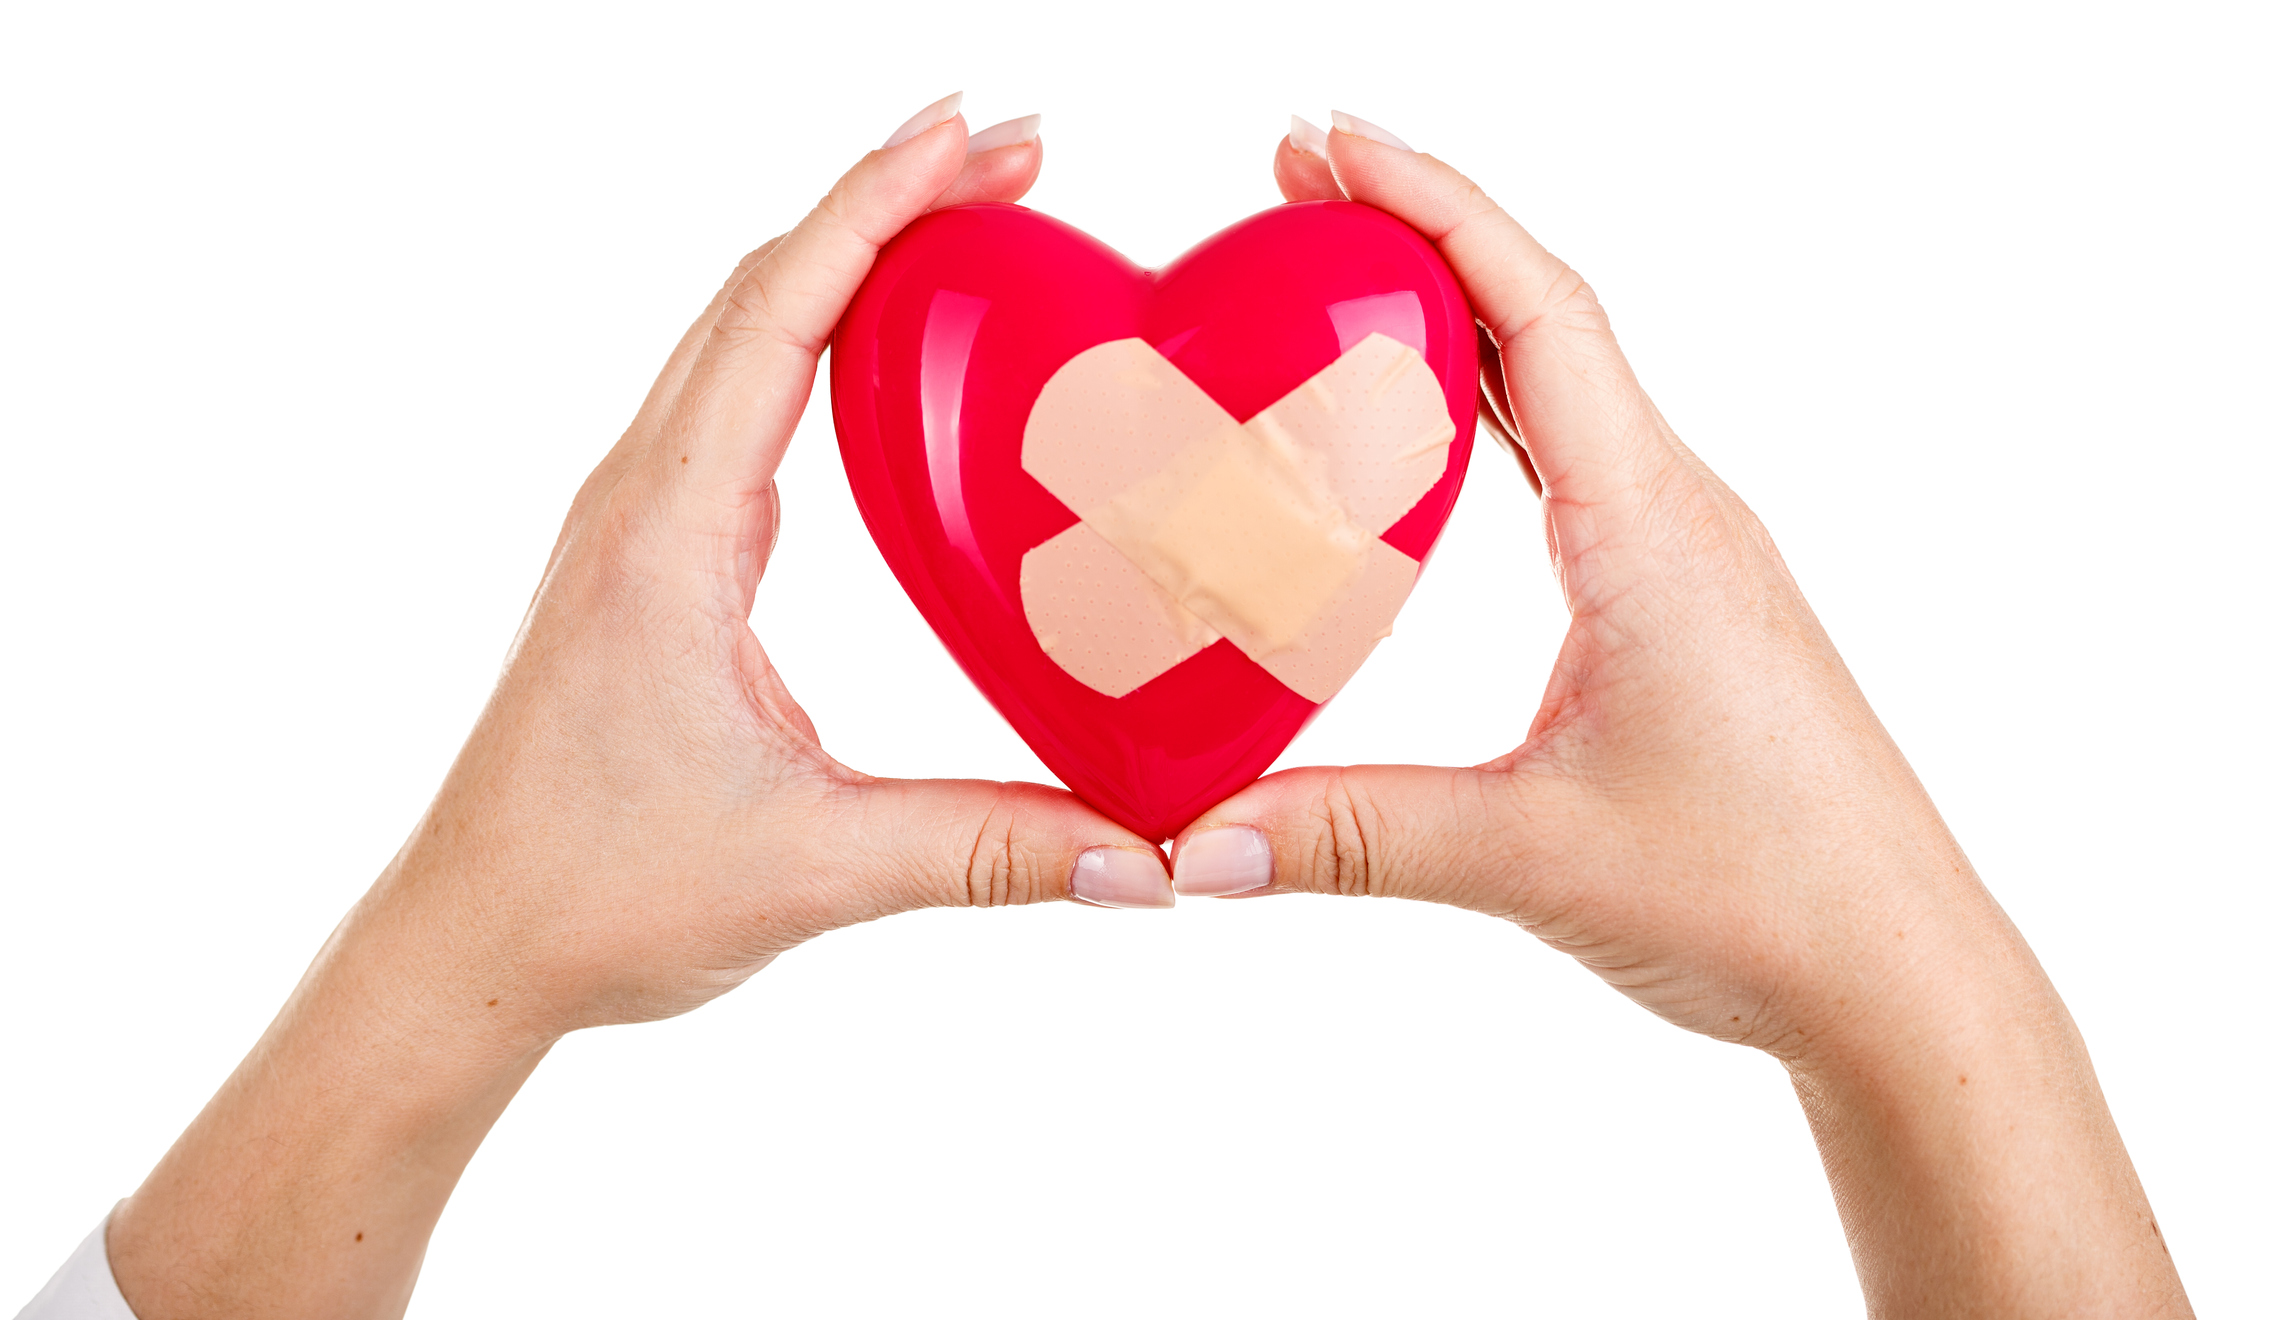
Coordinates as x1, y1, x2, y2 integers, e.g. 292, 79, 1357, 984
1070, 847, 1175, 909
883, 91, 964, 149
1289, 114, 1330, 158
965, 114, 1041, 155
1171, 826, 1274, 897
1329, 110, 1413, 152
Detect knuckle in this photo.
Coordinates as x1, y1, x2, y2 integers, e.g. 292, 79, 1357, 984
1483, 247, 1612, 351
716, 273, 784, 342
959, 789, 1045, 909
729, 239, 779, 284
709, 253, 814, 356
813, 187, 858, 237
1437, 180, 1503, 245
1306, 772, 1388, 898
545, 486, 659, 625
713, 242, 780, 327
1638, 464, 1789, 587
1447, 181, 1498, 232
1539, 267, 1611, 339
1723, 493, 1788, 568
1561, 290, 1614, 347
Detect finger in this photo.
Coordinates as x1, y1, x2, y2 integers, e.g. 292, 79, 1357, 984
534, 237, 789, 592
926, 116, 1043, 211
630, 237, 787, 445
558, 94, 1032, 590
1274, 117, 1342, 202
641, 94, 976, 550
825, 778, 1175, 917
1322, 113, 1695, 606
736, 479, 780, 604
1168, 764, 1541, 914
1475, 322, 1541, 495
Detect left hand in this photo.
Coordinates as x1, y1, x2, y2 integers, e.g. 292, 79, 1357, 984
105, 97, 1168, 1320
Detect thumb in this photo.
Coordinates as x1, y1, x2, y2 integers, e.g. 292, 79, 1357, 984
826, 778, 1176, 915
1168, 763, 1538, 912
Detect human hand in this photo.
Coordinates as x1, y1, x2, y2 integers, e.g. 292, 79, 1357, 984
105, 97, 1170, 1320
364, 95, 1171, 1039
1163, 113, 2191, 1317
1199, 110, 1962, 1057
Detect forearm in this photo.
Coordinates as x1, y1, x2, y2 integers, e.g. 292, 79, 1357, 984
107, 871, 555, 1319
1786, 895, 2186, 1318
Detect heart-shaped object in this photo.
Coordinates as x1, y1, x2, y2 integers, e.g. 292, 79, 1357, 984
832, 201, 1477, 841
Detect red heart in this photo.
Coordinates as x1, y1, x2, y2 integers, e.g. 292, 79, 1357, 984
832, 201, 1477, 842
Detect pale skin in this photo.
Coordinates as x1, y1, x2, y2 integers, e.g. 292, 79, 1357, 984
97, 100, 2190, 1318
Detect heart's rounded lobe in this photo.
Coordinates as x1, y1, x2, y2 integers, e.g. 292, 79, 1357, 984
832, 201, 1476, 841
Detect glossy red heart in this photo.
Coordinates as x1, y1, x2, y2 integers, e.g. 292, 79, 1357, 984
832, 201, 1477, 842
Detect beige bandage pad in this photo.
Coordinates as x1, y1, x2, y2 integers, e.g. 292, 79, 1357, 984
1021, 332, 1454, 701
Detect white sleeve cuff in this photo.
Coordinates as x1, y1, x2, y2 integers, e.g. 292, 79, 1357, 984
14, 1211, 137, 1320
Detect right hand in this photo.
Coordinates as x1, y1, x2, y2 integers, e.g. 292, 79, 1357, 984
1163, 112, 2191, 1317
1186, 112, 1983, 1055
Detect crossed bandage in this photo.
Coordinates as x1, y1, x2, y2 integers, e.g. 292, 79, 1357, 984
1021, 332, 1456, 702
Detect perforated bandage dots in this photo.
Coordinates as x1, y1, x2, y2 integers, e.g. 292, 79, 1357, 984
1020, 333, 1455, 702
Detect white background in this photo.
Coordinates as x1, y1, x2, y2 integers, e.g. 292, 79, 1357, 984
3, 1, 2265, 1315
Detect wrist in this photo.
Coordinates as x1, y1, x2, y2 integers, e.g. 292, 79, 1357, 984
109, 872, 555, 1319
1784, 885, 2054, 1074
349, 848, 582, 1057
1773, 890, 2186, 1316
1722, 791, 2044, 1075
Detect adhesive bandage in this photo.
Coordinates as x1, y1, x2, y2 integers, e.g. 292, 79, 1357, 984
1021, 332, 1454, 701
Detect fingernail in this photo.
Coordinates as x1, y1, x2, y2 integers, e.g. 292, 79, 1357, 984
1070, 847, 1175, 909
1329, 110, 1413, 152
965, 113, 1041, 155
1171, 826, 1274, 897
1288, 114, 1330, 158
883, 91, 964, 149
